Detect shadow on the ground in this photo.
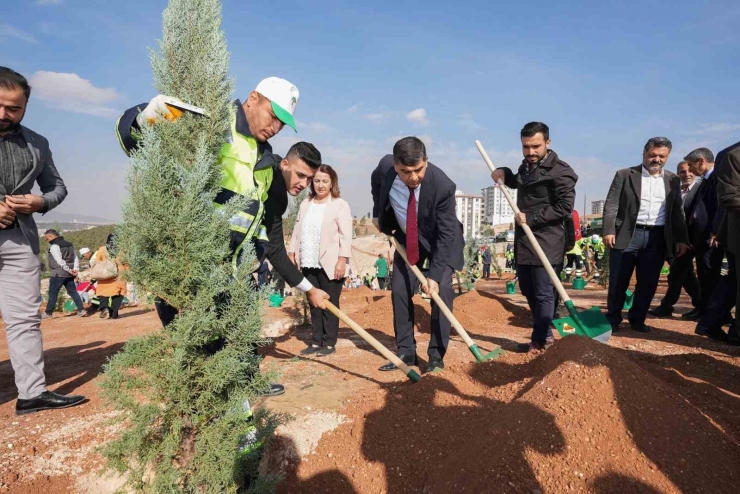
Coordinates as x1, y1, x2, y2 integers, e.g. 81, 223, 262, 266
0, 340, 125, 405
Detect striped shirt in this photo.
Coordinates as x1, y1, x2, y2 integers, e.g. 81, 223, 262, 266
0, 126, 33, 195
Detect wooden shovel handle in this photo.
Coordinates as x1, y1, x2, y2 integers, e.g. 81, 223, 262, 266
324, 301, 417, 378
389, 237, 477, 348
474, 140, 571, 304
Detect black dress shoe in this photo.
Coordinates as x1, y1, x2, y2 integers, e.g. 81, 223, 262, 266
16, 391, 85, 415
425, 358, 445, 373
728, 334, 740, 346
631, 323, 651, 333
696, 326, 727, 341
379, 354, 418, 371
681, 308, 703, 321
258, 383, 285, 397
317, 345, 335, 356
300, 345, 320, 355
516, 342, 532, 353
648, 306, 673, 318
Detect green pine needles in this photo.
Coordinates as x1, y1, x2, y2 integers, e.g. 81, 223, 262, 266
99, 0, 284, 491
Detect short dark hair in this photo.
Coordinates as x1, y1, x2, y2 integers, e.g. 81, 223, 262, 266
44, 229, 60, 237
393, 137, 427, 167
0, 67, 31, 100
684, 147, 714, 164
644, 137, 672, 153
521, 122, 549, 141
676, 160, 688, 172
309, 164, 341, 199
286, 141, 321, 169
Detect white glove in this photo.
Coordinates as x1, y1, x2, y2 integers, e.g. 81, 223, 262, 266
136, 94, 186, 127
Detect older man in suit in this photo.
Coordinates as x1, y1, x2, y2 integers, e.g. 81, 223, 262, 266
683, 148, 723, 325
603, 137, 690, 333
0, 67, 85, 414
371, 137, 464, 373
649, 160, 701, 318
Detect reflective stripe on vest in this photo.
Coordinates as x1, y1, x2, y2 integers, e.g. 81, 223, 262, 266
215, 114, 273, 265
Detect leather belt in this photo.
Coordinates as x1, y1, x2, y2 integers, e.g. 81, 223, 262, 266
634, 224, 664, 230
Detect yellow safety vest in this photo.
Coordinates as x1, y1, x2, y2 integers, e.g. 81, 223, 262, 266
214, 113, 274, 267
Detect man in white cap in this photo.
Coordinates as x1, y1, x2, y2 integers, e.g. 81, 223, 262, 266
116, 78, 329, 396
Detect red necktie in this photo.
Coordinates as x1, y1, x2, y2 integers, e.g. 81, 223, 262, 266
406, 186, 419, 265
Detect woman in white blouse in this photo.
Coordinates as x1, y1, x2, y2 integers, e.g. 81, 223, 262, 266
288, 165, 353, 356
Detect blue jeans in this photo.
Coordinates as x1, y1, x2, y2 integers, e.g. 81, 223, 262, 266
518, 263, 562, 345
607, 227, 665, 329
45, 276, 84, 315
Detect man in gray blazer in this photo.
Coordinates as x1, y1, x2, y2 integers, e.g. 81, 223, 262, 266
603, 137, 690, 333
0, 67, 85, 414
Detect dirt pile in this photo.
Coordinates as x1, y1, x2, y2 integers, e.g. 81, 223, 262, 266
280, 336, 740, 493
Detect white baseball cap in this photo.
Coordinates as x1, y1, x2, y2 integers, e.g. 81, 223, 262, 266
254, 77, 299, 132
79, 247, 91, 256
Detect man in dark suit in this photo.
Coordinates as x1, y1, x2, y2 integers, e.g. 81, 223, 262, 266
491, 122, 578, 352
702, 140, 740, 344
649, 161, 701, 318
371, 137, 464, 372
683, 148, 723, 324
603, 137, 690, 333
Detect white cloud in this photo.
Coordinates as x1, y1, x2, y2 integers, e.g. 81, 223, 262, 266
37, 21, 78, 38
0, 24, 38, 44
406, 108, 429, 126
28, 71, 122, 117
347, 103, 362, 113
299, 121, 335, 133
36, 0, 63, 5
364, 112, 386, 123
456, 113, 485, 132
687, 123, 740, 135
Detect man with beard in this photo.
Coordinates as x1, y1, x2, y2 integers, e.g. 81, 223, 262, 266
491, 122, 578, 352
0, 67, 86, 414
603, 137, 690, 333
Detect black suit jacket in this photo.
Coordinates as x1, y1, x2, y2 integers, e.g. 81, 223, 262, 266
686, 171, 720, 248
716, 140, 740, 255
500, 150, 578, 266
603, 165, 688, 254
371, 155, 464, 283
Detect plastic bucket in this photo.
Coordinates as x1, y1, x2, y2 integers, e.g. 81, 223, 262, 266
505, 281, 516, 294
572, 277, 586, 290
268, 293, 285, 307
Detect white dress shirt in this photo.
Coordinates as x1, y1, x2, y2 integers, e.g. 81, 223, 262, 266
636, 166, 666, 226
388, 175, 420, 234
681, 178, 698, 205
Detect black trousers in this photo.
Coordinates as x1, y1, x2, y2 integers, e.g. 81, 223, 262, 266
697, 253, 737, 334
377, 276, 387, 290
45, 276, 84, 314
607, 227, 665, 329
657, 251, 700, 311
518, 263, 561, 345
302, 267, 344, 347
99, 295, 124, 319
695, 243, 724, 311
391, 250, 453, 360
482, 263, 491, 279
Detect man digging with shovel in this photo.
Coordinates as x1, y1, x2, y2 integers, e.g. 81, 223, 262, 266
371, 137, 464, 373
490, 122, 578, 352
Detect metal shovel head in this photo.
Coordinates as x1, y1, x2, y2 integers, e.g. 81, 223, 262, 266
553, 306, 612, 343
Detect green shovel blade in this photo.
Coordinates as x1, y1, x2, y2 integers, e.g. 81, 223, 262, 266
553, 305, 612, 343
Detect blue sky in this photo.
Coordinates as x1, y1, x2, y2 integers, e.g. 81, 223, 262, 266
3, 0, 740, 221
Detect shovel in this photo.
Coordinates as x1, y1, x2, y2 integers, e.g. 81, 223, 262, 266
475, 140, 612, 343
389, 237, 504, 362
324, 301, 421, 382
